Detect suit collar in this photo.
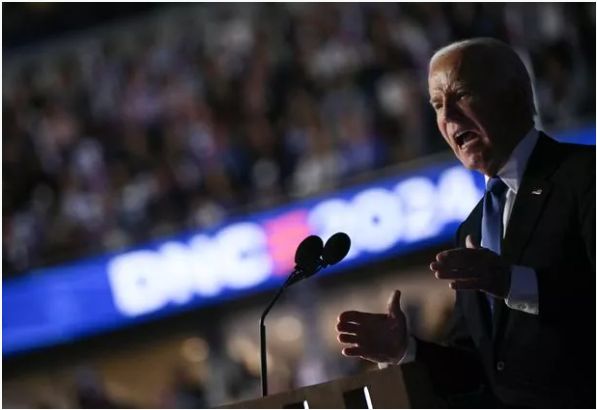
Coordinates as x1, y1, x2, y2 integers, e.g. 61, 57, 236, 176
484, 127, 540, 195
514, 131, 563, 181
499, 132, 563, 262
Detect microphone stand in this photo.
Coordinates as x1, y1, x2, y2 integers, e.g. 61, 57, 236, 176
259, 266, 322, 397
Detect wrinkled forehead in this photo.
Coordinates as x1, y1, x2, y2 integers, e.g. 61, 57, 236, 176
428, 49, 495, 95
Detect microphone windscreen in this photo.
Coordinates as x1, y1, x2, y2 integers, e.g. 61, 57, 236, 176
322, 232, 351, 266
294, 235, 324, 271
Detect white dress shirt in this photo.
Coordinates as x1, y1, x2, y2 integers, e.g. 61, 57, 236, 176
386, 128, 541, 367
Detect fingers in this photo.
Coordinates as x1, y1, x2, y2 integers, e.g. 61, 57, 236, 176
433, 267, 480, 280
435, 248, 484, 266
387, 290, 402, 319
337, 311, 386, 325
342, 346, 368, 357
433, 247, 492, 271
336, 321, 360, 334
449, 280, 484, 291
337, 333, 362, 344
465, 235, 479, 249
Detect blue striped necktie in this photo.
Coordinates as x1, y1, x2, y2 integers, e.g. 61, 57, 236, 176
482, 177, 508, 312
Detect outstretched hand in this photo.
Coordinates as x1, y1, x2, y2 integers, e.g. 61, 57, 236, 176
430, 235, 512, 298
336, 290, 408, 364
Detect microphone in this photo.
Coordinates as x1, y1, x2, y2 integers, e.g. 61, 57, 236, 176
259, 235, 324, 397
295, 235, 324, 270
321, 232, 351, 268
284, 235, 324, 288
284, 232, 351, 288
259, 233, 352, 397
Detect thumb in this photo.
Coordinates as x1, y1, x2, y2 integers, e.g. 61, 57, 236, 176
465, 234, 479, 249
387, 290, 403, 319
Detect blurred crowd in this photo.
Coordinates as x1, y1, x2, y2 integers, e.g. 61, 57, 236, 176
3, 3, 595, 275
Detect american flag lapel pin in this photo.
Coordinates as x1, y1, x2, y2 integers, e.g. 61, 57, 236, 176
531, 188, 543, 195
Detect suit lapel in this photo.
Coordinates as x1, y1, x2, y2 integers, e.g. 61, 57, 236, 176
494, 133, 563, 337
501, 133, 561, 263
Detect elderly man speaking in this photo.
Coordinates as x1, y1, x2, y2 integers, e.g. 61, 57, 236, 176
336, 38, 595, 408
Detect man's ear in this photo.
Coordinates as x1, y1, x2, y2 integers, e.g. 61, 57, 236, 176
503, 78, 533, 118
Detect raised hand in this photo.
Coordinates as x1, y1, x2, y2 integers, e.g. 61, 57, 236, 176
336, 290, 408, 365
431, 235, 512, 298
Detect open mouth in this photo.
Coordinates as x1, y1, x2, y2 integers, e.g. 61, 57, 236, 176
454, 131, 479, 148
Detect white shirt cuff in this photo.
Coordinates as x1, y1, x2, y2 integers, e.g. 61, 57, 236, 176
505, 265, 539, 315
378, 335, 417, 369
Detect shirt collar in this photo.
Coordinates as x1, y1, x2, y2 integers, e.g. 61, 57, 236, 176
484, 128, 540, 194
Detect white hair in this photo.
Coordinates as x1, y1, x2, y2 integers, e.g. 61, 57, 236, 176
430, 38, 536, 115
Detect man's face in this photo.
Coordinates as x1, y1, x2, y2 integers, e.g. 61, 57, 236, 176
428, 51, 511, 176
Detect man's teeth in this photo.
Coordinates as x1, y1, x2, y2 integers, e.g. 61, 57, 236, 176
457, 132, 476, 147
462, 133, 475, 144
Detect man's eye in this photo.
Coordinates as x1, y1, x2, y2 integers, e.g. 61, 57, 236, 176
457, 92, 470, 100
